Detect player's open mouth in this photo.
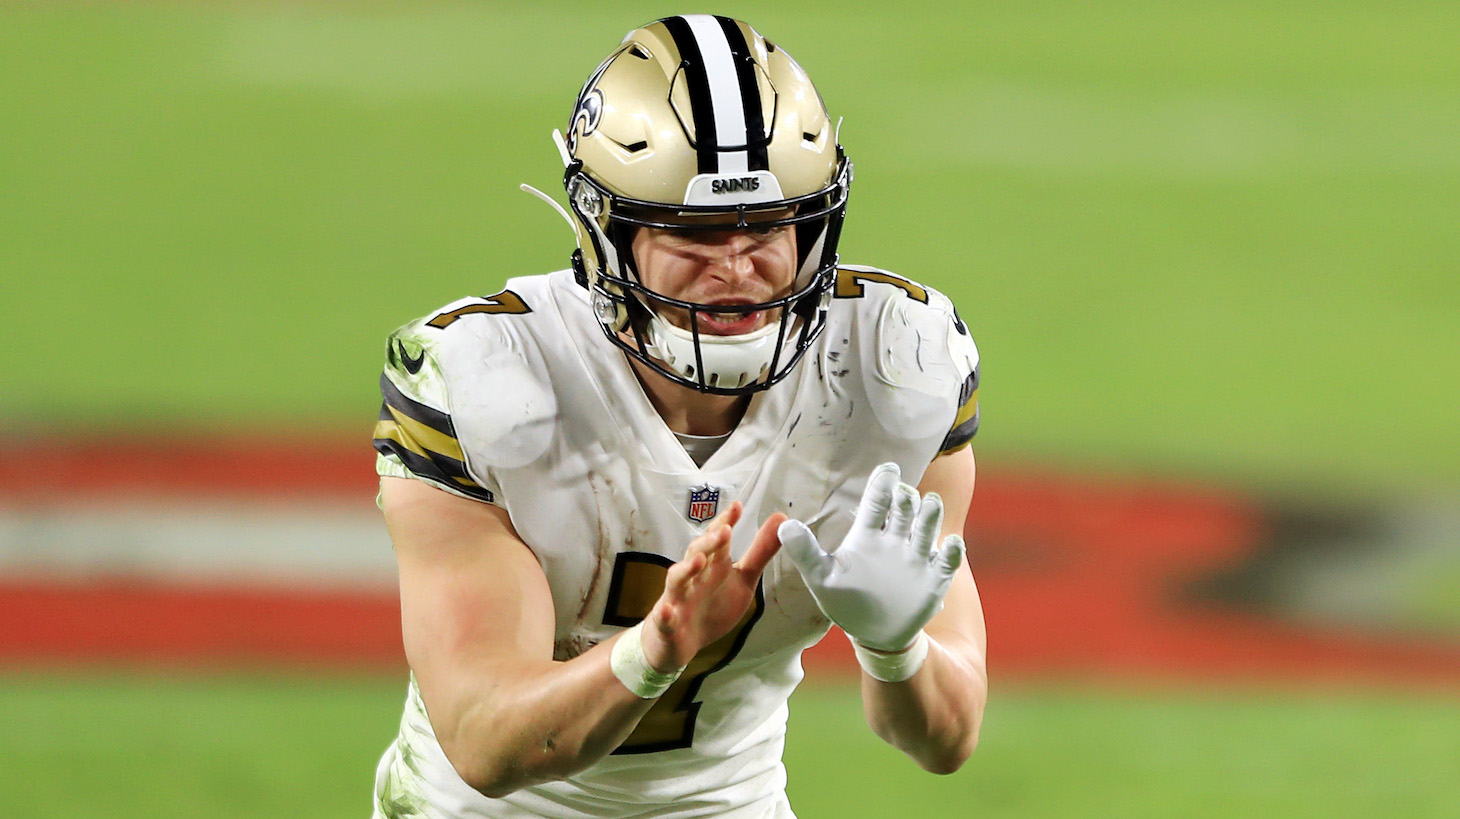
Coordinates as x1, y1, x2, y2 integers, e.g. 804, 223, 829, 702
697, 310, 763, 335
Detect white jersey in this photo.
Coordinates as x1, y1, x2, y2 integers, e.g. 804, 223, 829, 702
371, 267, 979, 818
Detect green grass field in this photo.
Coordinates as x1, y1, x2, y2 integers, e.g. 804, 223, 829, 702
3, 671, 1458, 818
3, 1, 1457, 494
2, 2, 1457, 816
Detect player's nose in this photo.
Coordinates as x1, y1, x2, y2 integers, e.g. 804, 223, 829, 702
707, 237, 759, 279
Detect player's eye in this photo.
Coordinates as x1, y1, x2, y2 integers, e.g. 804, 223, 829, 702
653, 222, 787, 247
746, 223, 790, 241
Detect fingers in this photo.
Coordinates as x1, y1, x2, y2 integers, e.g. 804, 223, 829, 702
671, 501, 742, 605
693, 526, 733, 588
886, 482, 918, 540
737, 512, 787, 579
935, 534, 965, 576
663, 551, 706, 602
656, 549, 704, 634
655, 505, 740, 635
853, 463, 901, 531
711, 501, 741, 553
715, 500, 743, 531
686, 501, 740, 560
777, 519, 829, 584
911, 492, 944, 560
673, 505, 735, 585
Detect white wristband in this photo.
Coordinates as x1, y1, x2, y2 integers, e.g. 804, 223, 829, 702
610, 622, 684, 699
852, 630, 931, 683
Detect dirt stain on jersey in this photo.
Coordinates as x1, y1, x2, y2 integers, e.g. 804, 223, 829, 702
552, 634, 598, 662
579, 470, 618, 628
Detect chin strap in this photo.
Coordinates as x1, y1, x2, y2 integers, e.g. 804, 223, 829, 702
643, 312, 788, 391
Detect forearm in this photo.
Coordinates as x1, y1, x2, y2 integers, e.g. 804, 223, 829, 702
421, 634, 655, 798
860, 629, 987, 774
393, 486, 779, 799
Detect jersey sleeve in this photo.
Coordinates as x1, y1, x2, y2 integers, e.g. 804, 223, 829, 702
932, 292, 980, 455
372, 319, 501, 506
937, 359, 980, 455
848, 265, 981, 458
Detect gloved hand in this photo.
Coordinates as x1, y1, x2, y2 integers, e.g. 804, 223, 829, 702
778, 462, 966, 653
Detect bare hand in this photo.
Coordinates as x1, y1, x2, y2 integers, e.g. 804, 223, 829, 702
639, 502, 785, 672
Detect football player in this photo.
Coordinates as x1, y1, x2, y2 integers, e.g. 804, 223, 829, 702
371, 15, 986, 818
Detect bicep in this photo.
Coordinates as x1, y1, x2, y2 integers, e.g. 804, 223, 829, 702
918, 446, 975, 534
382, 477, 556, 681
916, 448, 985, 656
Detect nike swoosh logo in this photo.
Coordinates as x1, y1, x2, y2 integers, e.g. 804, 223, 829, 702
398, 342, 425, 375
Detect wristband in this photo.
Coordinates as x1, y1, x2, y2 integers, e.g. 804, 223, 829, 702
610, 623, 684, 698
852, 630, 930, 683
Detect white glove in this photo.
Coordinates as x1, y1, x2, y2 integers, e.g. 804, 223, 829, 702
778, 462, 966, 653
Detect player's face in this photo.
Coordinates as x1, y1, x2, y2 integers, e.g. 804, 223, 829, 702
630, 212, 798, 336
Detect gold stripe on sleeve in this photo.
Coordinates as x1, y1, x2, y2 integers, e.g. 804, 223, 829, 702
385, 405, 466, 463
951, 388, 979, 429
372, 420, 426, 459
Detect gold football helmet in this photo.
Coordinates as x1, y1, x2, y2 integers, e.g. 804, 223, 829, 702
560, 15, 852, 394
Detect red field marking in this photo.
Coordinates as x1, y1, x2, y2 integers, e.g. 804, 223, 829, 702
0, 579, 403, 671
3, 437, 1458, 685
966, 471, 1460, 687
0, 433, 374, 504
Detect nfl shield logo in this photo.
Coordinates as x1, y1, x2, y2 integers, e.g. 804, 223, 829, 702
686, 485, 720, 524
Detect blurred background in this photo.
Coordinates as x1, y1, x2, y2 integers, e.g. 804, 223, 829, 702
1, 1, 1457, 816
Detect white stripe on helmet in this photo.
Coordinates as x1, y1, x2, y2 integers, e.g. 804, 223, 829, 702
680, 15, 750, 174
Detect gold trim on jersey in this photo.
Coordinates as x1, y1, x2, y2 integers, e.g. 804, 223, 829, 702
833, 268, 929, 303
426, 289, 532, 329
601, 552, 767, 754
379, 406, 466, 463
372, 373, 494, 503
938, 366, 980, 455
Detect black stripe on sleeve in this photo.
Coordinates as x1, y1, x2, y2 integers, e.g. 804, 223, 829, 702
716, 16, 768, 170
375, 372, 495, 502
939, 409, 980, 454
379, 373, 453, 436
939, 367, 981, 454
957, 366, 980, 408
373, 429, 495, 504
661, 15, 718, 174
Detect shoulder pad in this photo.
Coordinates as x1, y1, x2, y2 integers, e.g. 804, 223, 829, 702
382, 312, 452, 408
397, 293, 557, 470
873, 283, 977, 398
839, 268, 977, 438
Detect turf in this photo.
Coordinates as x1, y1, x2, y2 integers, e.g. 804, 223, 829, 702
788, 681, 1460, 818
2, 670, 1456, 818
1, 3, 1456, 816
2, 1, 1457, 494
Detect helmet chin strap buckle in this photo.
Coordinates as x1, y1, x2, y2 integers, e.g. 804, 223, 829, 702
572, 251, 590, 288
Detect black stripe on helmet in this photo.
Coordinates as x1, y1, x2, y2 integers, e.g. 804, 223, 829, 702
715, 16, 769, 171
661, 16, 718, 174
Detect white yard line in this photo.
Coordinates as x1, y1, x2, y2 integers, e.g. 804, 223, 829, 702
0, 498, 396, 591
